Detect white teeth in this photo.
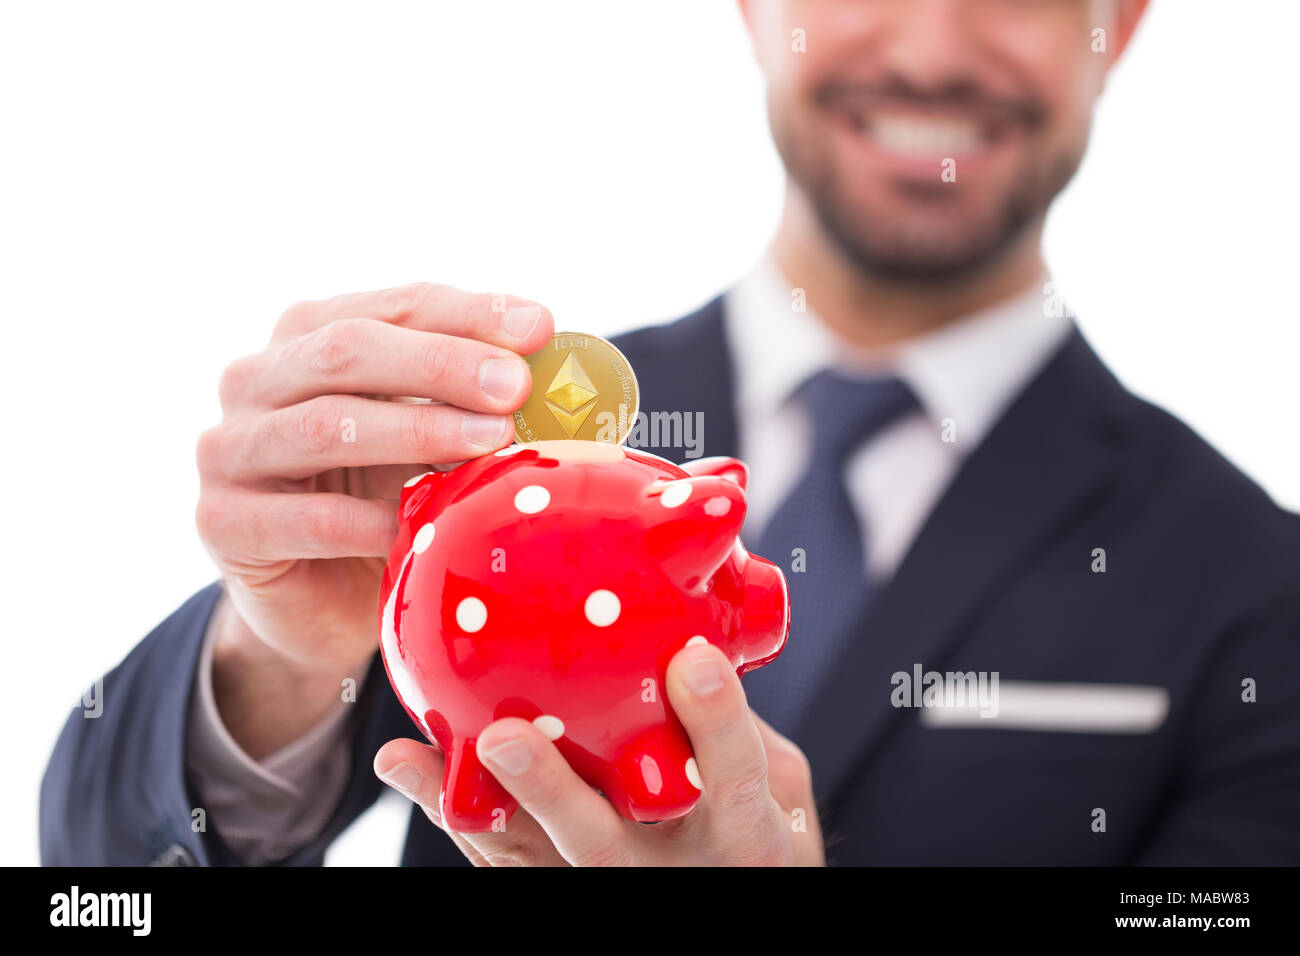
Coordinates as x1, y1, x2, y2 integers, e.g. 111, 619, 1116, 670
865, 116, 982, 157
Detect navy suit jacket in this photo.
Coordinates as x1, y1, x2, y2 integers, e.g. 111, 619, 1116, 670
41, 296, 1300, 865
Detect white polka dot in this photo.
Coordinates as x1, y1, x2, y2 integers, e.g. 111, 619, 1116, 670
495, 445, 522, 456
514, 484, 550, 514
584, 589, 620, 627
412, 523, 436, 554
532, 715, 565, 740
685, 757, 703, 790
685, 635, 708, 647
403, 471, 434, 488
704, 496, 731, 516
455, 596, 487, 632
659, 481, 691, 508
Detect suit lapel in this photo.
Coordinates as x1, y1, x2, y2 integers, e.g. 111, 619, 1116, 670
795, 329, 1127, 810
615, 303, 1128, 820
612, 295, 740, 461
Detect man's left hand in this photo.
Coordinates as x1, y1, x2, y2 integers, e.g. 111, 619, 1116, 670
373, 641, 825, 866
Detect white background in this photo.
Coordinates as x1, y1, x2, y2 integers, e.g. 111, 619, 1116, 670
1, 1, 1296, 866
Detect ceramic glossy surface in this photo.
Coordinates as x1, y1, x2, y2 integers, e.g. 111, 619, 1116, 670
378, 440, 790, 832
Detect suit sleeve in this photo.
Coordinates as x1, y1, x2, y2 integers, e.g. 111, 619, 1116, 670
1136, 581, 1300, 864
184, 593, 366, 864
39, 583, 393, 866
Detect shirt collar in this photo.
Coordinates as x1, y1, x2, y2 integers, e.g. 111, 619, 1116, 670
723, 254, 1074, 451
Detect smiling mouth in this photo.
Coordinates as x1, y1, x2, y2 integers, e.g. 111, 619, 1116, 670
863, 112, 982, 155
843, 107, 1020, 160
818, 78, 1039, 164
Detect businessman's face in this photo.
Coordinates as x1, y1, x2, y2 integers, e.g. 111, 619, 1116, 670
745, 0, 1135, 280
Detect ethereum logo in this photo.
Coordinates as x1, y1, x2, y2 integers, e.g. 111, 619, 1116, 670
544, 351, 599, 437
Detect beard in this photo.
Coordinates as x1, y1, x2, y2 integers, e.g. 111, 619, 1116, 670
768, 91, 1086, 284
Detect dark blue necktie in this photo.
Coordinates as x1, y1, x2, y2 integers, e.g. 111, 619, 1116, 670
743, 370, 918, 739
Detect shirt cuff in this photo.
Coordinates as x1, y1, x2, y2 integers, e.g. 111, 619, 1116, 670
186, 593, 367, 864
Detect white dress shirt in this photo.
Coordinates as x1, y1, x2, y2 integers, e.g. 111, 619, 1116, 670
186, 255, 1074, 863
728, 256, 1072, 575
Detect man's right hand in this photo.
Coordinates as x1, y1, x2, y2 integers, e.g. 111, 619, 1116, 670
195, 283, 553, 758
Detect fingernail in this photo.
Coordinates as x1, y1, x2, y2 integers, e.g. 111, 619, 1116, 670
379, 761, 422, 795
462, 412, 510, 448
479, 737, 533, 776
480, 357, 526, 401
503, 304, 542, 339
685, 658, 724, 697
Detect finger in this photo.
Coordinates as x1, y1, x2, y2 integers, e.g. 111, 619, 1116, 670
196, 489, 398, 562
373, 738, 450, 828
748, 713, 825, 864
749, 711, 814, 813
232, 318, 535, 412
272, 282, 554, 356
373, 738, 568, 867
215, 395, 512, 481
665, 642, 773, 836
322, 462, 435, 502
474, 717, 637, 867
372, 738, 522, 866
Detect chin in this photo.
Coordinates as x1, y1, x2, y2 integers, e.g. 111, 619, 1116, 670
815, 192, 1033, 283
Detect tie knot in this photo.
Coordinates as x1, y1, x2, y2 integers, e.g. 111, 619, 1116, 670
796, 369, 917, 462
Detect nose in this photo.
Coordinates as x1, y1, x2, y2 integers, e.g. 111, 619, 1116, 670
737, 555, 791, 669
879, 0, 981, 94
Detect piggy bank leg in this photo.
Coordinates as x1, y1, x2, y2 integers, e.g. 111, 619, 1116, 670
441, 737, 519, 833
609, 724, 702, 823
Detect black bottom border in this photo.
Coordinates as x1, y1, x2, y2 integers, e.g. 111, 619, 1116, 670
17, 866, 1289, 940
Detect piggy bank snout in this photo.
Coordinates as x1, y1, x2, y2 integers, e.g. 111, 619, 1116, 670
737, 554, 789, 667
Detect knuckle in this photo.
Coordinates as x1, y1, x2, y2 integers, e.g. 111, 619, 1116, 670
385, 281, 441, 321
194, 425, 226, 476
307, 318, 366, 378
300, 496, 353, 544
290, 397, 345, 457
520, 762, 569, 818
767, 745, 812, 791
417, 333, 459, 386
193, 492, 231, 546
216, 356, 253, 409
713, 758, 771, 813
401, 405, 448, 456
468, 291, 502, 327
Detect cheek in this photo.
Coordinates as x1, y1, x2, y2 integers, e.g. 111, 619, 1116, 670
1055, 64, 1109, 156
756, 2, 877, 97
1005, 41, 1106, 162
1019, 23, 1113, 144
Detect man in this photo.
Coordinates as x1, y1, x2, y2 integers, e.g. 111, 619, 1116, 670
41, 0, 1300, 866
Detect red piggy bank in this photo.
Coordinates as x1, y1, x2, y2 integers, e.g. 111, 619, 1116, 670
377, 439, 789, 832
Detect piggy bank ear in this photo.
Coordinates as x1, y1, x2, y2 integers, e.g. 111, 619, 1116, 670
399, 469, 446, 513
680, 456, 748, 491
642, 474, 747, 592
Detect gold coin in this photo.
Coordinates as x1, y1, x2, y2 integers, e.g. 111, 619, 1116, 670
514, 332, 639, 445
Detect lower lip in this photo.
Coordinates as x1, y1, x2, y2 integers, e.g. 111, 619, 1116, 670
828, 112, 1020, 180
